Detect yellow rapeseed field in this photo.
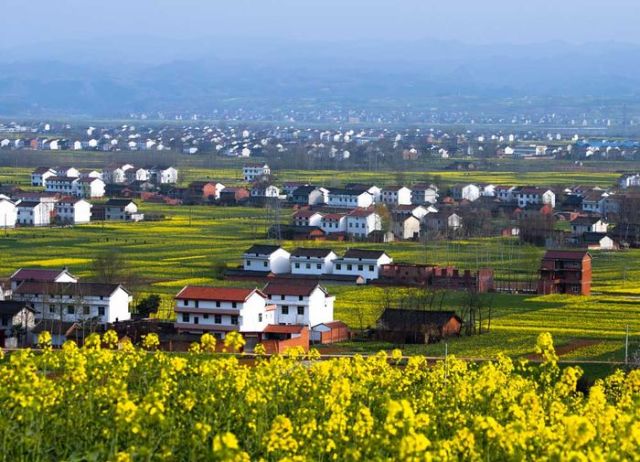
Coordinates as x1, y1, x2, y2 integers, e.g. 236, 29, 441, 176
1, 332, 640, 461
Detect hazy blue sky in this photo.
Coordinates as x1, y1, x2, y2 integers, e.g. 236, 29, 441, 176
2, 0, 640, 47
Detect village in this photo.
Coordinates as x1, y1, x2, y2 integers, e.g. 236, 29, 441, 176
0, 158, 630, 352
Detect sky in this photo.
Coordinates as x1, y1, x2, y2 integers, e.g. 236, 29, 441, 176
2, 0, 640, 49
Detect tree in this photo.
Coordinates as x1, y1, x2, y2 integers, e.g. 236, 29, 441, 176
135, 295, 161, 319
91, 248, 127, 284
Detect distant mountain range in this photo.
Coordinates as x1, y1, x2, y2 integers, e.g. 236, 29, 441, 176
1, 38, 639, 117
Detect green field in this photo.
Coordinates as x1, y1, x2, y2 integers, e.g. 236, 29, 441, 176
2, 165, 640, 362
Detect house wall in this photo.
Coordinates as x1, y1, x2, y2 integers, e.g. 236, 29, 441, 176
0, 200, 17, 228
291, 254, 336, 275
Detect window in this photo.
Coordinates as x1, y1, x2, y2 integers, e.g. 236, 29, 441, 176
67, 305, 75, 314
263, 261, 268, 268
98, 307, 105, 316
282, 305, 289, 315
194, 317, 199, 325
281, 295, 285, 300
316, 264, 321, 269
195, 301, 199, 308
369, 265, 374, 271
297, 306, 304, 315
358, 265, 363, 271
231, 316, 238, 325
347, 264, 353, 271
295, 263, 300, 268
203, 314, 209, 319
216, 301, 221, 307
184, 300, 189, 306
83, 306, 90, 315
298, 295, 303, 301
232, 302, 237, 308
306, 263, 310, 269
336, 264, 342, 270
182, 313, 189, 323
214, 315, 222, 324
49, 305, 56, 313
258, 313, 262, 322
246, 260, 251, 266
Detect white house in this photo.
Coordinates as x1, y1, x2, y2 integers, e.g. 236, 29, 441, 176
291, 186, 328, 206
76, 178, 105, 198
174, 286, 274, 336
54, 167, 80, 178
0, 301, 36, 345
45, 176, 77, 195
480, 184, 497, 197
320, 213, 347, 234
104, 199, 139, 220
106, 164, 135, 184
618, 173, 640, 189
391, 214, 421, 240
150, 166, 178, 184
345, 184, 381, 203
332, 249, 393, 282
135, 168, 150, 181
514, 187, 556, 208
581, 190, 607, 215
293, 210, 323, 228
451, 184, 481, 202
10, 267, 78, 291
495, 186, 517, 202
346, 209, 382, 238
570, 217, 608, 236
251, 184, 281, 198
12, 282, 131, 324
16, 201, 54, 226
243, 164, 270, 182
262, 281, 334, 327
290, 248, 338, 275
327, 188, 374, 208
0, 198, 17, 228
243, 245, 291, 274
31, 168, 56, 187
381, 186, 412, 206
411, 185, 438, 205
55, 198, 92, 224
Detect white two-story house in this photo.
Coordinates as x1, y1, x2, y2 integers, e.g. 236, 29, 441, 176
293, 210, 323, 227
262, 281, 334, 328
0, 197, 17, 228
55, 198, 92, 224
290, 248, 338, 275
16, 201, 54, 226
411, 184, 438, 205
514, 187, 556, 208
174, 286, 274, 337
327, 188, 374, 208
45, 176, 78, 195
243, 245, 291, 274
381, 186, 412, 206
76, 178, 105, 198
243, 164, 270, 182
10, 267, 78, 291
332, 249, 393, 281
346, 209, 381, 238
320, 213, 347, 235
104, 199, 139, 220
31, 168, 56, 187
12, 282, 131, 324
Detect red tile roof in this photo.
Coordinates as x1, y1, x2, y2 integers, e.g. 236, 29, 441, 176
262, 324, 305, 334
542, 250, 591, 261
263, 280, 326, 297
175, 286, 264, 302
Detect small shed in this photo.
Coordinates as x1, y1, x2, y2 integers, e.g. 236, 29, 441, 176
377, 309, 462, 344
311, 321, 350, 344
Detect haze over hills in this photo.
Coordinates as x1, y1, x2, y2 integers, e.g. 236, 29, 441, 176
1, 38, 639, 118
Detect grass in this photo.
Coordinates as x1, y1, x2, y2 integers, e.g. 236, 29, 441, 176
1, 165, 640, 362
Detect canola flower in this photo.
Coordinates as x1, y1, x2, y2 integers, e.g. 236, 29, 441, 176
1, 332, 640, 461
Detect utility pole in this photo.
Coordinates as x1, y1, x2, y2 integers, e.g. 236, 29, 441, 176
625, 325, 629, 366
